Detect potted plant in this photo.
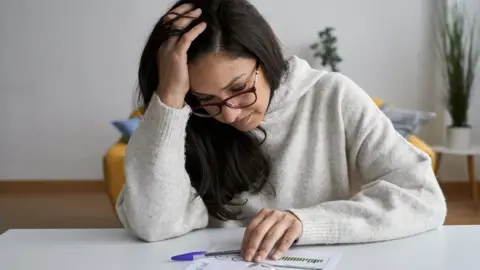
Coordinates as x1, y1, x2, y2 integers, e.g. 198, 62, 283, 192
436, 3, 479, 149
310, 27, 342, 72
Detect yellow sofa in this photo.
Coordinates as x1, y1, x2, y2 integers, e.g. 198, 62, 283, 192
103, 98, 436, 209
371, 98, 436, 171
103, 109, 144, 211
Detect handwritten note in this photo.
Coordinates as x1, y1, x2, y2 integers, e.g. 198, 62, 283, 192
184, 249, 341, 270
184, 260, 252, 270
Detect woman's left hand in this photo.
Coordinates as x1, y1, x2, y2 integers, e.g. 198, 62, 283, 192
241, 209, 303, 262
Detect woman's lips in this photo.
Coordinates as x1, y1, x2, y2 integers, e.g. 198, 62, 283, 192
235, 113, 252, 125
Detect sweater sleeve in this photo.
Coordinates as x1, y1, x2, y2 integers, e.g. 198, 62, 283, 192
115, 92, 209, 242
288, 73, 447, 245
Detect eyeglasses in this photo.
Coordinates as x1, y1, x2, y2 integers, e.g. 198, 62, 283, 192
188, 60, 259, 118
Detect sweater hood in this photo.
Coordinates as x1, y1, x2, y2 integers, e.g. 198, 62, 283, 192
263, 55, 327, 122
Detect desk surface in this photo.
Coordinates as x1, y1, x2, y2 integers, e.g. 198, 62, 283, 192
1, 226, 479, 270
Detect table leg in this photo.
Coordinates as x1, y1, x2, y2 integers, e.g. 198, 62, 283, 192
435, 153, 443, 176
467, 155, 478, 202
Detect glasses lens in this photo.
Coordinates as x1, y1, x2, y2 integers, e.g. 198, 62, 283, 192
229, 91, 257, 108
192, 105, 221, 117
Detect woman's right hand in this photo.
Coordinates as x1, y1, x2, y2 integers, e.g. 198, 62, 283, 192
156, 4, 207, 109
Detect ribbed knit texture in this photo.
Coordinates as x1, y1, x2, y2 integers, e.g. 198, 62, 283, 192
116, 56, 447, 244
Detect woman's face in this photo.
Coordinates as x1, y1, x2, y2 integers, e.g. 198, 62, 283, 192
188, 52, 270, 132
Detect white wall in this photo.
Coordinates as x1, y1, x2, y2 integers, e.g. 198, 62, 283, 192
0, 0, 478, 180
0, 0, 141, 179
434, 0, 480, 181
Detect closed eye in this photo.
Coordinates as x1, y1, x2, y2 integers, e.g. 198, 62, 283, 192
197, 95, 215, 102
230, 83, 247, 93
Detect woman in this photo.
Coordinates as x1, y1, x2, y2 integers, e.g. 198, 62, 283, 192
116, 0, 447, 263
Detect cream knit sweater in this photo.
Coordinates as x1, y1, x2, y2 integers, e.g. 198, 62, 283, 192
116, 56, 447, 245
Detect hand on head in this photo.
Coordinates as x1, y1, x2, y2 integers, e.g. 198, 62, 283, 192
156, 4, 207, 109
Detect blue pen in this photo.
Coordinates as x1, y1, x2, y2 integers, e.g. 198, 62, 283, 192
171, 249, 241, 261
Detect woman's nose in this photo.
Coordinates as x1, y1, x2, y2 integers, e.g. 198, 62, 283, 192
221, 106, 242, 124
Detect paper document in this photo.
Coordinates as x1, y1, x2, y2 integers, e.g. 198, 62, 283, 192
184, 249, 341, 270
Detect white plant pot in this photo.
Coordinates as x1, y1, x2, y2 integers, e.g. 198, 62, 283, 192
446, 127, 472, 149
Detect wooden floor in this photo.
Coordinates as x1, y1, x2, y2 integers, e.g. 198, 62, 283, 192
0, 192, 121, 231
1, 188, 479, 232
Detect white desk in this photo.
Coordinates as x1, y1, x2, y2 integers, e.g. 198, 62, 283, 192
1, 226, 479, 270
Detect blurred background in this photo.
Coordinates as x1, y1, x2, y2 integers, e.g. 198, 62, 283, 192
1, 0, 479, 232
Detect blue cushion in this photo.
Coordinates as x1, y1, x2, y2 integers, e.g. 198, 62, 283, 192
111, 117, 142, 140
379, 103, 436, 138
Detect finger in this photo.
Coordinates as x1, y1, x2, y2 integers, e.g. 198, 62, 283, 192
175, 21, 207, 53
164, 31, 181, 50
162, 3, 195, 24
166, 8, 205, 51
161, 6, 196, 49
170, 8, 202, 30
162, 12, 180, 25
255, 219, 291, 262
271, 223, 302, 260
243, 211, 281, 262
162, 8, 202, 50
241, 209, 270, 256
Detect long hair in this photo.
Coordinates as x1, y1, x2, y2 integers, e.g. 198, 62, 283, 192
136, 0, 288, 221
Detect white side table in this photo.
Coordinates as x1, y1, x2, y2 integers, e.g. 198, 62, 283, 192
432, 145, 480, 202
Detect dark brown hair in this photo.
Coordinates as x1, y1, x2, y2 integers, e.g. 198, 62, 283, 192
136, 0, 288, 221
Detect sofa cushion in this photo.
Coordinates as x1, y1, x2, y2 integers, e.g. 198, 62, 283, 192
379, 103, 436, 138
111, 117, 141, 141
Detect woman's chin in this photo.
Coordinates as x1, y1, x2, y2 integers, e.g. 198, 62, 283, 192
234, 125, 253, 132
232, 114, 261, 132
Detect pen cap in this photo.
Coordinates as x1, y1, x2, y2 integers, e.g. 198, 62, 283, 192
171, 251, 208, 261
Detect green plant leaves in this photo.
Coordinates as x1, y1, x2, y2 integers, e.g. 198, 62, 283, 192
437, 2, 479, 127
311, 26, 342, 72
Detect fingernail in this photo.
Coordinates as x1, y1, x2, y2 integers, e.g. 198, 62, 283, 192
272, 252, 280, 260
245, 252, 253, 261
254, 255, 262, 262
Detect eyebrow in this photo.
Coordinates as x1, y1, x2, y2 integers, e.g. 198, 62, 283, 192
190, 72, 246, 95
221, 73, 246, 90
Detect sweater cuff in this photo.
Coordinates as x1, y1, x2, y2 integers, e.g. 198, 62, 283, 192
287, 207, 340, 245
140, 92, 192, 144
